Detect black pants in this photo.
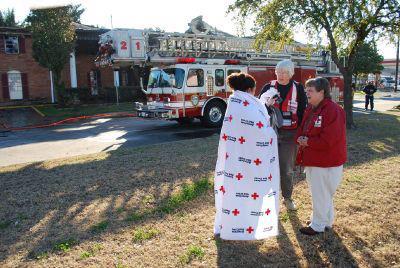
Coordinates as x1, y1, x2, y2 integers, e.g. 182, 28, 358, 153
365, 95, 374, 110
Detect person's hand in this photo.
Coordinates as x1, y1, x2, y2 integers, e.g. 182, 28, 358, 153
266, 96, 276, 107
297, 136, 309, 147
260, 88, 279, 107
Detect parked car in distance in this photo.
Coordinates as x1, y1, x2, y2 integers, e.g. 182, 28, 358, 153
379, 77, 396, 89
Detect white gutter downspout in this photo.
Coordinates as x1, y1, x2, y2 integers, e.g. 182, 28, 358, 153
69, 51, 78, 88
113, 70, 120, 105
50, 70, 55, 103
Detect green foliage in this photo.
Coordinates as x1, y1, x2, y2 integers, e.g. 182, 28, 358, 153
132, 228, 160, 243
124, 178, 212, 224
80, 251, 92, 259
0, 9, 17, 27
158, 178, 211, 214
230, 0, 400, 127
26, 6, 77, 75
179, 245, 205, 265
125, 211, 145, 222
353, 41, 384, 76
53, 238, 77, 252
0, 220, 11, 230
230, 0, 399, 71
69, 4, 85, 23
79, 243, 103, 259
90, 220, 109, 234
25, 5, 84, 101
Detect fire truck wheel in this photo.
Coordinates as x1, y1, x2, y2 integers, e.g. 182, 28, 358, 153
201, 101, 226, 127
177, 117, 194, 125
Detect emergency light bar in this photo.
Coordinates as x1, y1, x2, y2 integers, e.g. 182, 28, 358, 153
224, 59, 240, 65
176, 57, 196, 63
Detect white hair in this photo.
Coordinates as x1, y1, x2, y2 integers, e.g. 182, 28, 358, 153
275, 59, 295, 78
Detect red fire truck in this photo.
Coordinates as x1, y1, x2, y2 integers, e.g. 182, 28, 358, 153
96, 30, 343, 127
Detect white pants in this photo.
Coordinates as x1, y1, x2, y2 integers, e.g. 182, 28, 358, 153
305, 166, 343, 232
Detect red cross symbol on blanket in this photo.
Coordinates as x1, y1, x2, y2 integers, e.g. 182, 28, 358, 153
228, 115, 233, 122
243, 100, 249, 107
222, 133, 228, 141
236, 173, 243, 180
253, 158, 262, 166
232, 209, 240, 216
256, 121, 264, 128
219, 186, 226, 194
246, 226, 254, 234
269, 138, 273, 145
268, 174, 272, 181
238, 136, 246, 144
251, 192, 259, 200
225, 153, 229, 159
265, 208, 271, 215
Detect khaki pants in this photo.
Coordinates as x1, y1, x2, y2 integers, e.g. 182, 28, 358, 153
305, 166, 343, 232
278, 130, 297, 199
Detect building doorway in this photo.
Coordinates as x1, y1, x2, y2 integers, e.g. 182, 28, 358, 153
8, 70, 23, 100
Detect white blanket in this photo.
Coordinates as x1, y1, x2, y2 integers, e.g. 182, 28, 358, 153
214, 90, 280, 240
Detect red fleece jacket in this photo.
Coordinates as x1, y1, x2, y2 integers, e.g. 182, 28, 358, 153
295, 98, 347, 167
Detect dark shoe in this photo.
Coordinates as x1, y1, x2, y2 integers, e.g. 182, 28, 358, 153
306, 221, 331, 231
299, 226, 323, 236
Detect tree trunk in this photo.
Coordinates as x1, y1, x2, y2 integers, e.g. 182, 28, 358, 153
52, 70, 64, 105
343, 72, 355, 129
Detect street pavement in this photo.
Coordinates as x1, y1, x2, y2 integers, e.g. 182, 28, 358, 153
0, 92, 398, 167
0, 118, 219, 167
353, 91, 400, 113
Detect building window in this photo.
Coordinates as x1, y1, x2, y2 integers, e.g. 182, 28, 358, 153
215, 69, 224, 86
187, 69, 204, 87
8, 71, 23, 100
5, 36, 19, 54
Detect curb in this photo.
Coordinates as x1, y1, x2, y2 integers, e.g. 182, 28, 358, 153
2, 112, 137, 132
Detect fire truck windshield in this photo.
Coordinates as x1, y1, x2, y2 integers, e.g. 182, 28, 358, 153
147, 68, 185, 89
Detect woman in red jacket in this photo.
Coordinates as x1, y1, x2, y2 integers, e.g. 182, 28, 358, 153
296, 77, 347, 235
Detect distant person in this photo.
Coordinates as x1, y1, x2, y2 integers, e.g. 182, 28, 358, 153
259, 59, 307, 211
296, 77, 347, 235
214, 73, 280, 240
351, 83, 356, 93
363, 81, 377, 111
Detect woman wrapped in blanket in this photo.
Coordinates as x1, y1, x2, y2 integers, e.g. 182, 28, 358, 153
214, 73, 280, 240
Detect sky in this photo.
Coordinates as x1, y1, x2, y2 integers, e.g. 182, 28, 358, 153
0, 0, 398, 59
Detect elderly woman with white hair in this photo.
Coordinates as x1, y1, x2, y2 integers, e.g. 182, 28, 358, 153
259, 59, 307, 210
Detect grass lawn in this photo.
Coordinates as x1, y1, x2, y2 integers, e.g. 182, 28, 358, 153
35, 102, 135, 120
0, 110, 399, 267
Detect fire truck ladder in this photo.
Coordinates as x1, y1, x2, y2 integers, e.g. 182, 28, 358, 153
148, 33, 324, 65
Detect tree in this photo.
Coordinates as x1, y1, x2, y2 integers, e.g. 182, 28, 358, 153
229, 1, 400, 128
25, 5, 84, 103
352, 41, 384, 87
0, 9, 17, 27
69, 4, 85, 23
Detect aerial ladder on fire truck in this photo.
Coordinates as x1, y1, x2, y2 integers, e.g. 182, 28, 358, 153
95, 30, 331, 69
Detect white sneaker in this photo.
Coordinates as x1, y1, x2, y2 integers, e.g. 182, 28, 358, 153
284, 198, 297, 211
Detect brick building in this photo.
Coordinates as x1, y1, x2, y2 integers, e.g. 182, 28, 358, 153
0, 27, 51, 103
0, 23, 114, 104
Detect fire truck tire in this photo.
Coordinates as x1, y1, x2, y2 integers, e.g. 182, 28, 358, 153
177, 117, 194, 125
201, 101, 226, 127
